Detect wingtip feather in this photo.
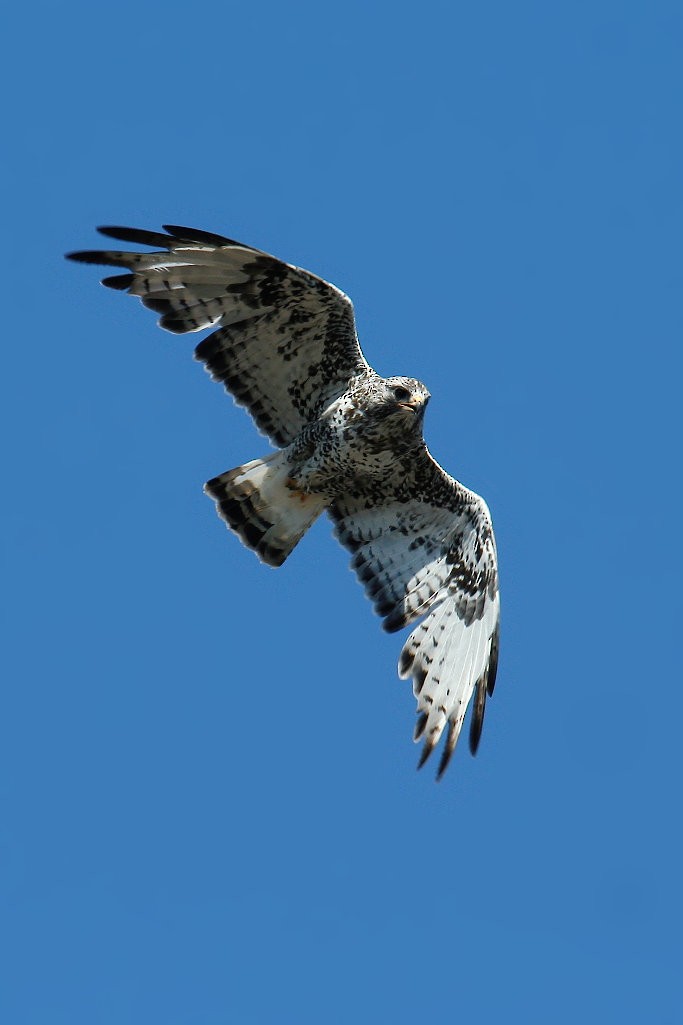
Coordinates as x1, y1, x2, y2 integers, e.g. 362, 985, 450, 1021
101, 272, 135, 291
65, 249, 119, 266
413, 711, 428, 741
96, 225, 173, 248
162, 224, 239, 247
436, 720, 461, 779
486, 623, 500, 697
417, 739, 436, 771
468, 679, 487, 755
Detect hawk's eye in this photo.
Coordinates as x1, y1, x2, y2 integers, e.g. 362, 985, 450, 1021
393, 386, 411, 402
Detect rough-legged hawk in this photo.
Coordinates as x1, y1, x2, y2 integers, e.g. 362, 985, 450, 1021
67, 225, 500, 778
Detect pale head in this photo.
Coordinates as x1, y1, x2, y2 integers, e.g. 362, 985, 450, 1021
383, 376, 431, 419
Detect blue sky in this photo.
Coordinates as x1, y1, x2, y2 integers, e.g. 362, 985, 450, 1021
3, 1, 682, 1022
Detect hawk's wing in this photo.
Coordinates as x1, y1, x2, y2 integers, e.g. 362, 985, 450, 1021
67, 225, 371, 446
330, 452, 500, 778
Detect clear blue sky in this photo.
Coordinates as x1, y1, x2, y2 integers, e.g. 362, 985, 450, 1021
3, 1, 681, 1022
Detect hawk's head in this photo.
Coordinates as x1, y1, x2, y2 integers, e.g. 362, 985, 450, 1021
342, 375, 430, 440
384, 376, 431, 422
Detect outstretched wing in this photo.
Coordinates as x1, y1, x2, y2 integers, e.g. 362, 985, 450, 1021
67, 225, 371, 446
330, 452, 500, 779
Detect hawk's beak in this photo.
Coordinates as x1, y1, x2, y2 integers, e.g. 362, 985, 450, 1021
398, 395, 429, 416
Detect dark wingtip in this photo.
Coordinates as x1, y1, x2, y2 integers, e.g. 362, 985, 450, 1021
469, 721, 483, 756
412, 665, 427, 696
469, 675, 488, 756
437, 721, 458, 780
162, 224, 238, 247
413, 711, 428, 741
101, 273, 135, 291
65, 249, 113, 265
486, 623, 500, 697
436, 749, 452, 781
97, 225, 173, 248
417, 739, 436, 771
398, 648, 414, 678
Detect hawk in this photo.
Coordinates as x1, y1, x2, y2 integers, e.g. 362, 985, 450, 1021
67, 225, 500, 778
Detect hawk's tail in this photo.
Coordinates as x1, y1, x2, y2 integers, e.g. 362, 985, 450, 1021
204, 452, 327, 567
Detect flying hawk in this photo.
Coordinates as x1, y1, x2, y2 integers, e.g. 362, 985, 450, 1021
67, 225, 500, 778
